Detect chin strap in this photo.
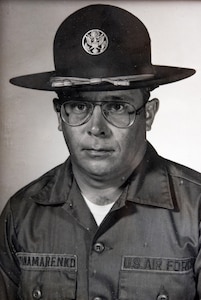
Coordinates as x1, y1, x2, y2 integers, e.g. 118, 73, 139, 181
50, 74, 154, 87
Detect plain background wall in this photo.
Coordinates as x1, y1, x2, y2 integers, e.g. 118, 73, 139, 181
0, 0, 201, 213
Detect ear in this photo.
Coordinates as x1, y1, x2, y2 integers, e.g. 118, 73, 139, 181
145, 98, 159, 131
53, 98, 63, 131
56, 112, 63, 131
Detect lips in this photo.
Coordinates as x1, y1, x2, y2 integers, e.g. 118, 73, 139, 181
83, 146, 114, 151
82, 146, 114, 157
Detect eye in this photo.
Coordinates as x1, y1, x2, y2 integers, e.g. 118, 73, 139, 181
106, 102, 125, 113
71, 102, 88, 113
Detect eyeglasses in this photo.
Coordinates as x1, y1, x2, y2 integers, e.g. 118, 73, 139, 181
60, 100, 145, 128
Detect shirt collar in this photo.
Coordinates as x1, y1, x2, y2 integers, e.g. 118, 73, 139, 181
31, 159, 73, 205
32, 143, 174, 210
125, 143, 174, 210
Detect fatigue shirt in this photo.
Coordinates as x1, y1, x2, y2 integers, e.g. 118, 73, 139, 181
0, 144, 201, 300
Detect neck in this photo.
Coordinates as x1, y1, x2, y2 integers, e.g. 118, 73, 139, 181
73, 165, 124, 205
72, 145, 147, 205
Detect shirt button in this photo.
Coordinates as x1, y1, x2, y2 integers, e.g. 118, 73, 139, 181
157, 294, 168, 300
32, 288, 42, 299
93, 242, 105, 253
157, 286, 169, 300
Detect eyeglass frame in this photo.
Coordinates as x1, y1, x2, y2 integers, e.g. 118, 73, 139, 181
55, 98, 146, 128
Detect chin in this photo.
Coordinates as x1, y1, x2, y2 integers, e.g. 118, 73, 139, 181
84, 164, 113, 178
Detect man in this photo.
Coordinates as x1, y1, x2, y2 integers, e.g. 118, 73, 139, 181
0, 4, 200, 300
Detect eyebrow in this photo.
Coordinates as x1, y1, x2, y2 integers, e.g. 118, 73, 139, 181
105, 96, 124, 101
73, 95, 126, 102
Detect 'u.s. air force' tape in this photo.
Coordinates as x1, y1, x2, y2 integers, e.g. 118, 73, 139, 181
17, 252, 77, 271
122, 256, 195, 273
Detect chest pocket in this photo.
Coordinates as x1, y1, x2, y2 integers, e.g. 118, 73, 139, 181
17, 252, 77, 300
118, 256, 196, 300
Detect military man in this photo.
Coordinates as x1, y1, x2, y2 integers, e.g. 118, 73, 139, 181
0, 4, 201, 300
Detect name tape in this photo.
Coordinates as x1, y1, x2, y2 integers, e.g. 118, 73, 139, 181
17, 252, 77, 271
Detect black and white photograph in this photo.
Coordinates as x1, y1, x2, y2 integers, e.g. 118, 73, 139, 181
0, 1, 201, 299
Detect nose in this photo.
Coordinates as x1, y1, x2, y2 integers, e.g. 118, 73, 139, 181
87, 105, 111, 137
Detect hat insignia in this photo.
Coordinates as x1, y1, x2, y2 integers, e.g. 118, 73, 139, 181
82, 29, 108, 55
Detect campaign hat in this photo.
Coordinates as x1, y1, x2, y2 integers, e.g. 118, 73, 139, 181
10, 4, 195, 92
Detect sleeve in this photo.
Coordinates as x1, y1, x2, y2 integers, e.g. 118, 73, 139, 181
195, 222, 201, 299
0, 201, 21, 300
194, 200, 201, 298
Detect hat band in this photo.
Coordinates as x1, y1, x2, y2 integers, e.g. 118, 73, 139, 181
50, 74, 154, 88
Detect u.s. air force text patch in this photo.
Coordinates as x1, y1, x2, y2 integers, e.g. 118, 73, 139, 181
122, 256, 195, 273
17, 253, 77, 271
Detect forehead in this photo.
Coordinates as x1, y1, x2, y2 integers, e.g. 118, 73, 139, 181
69, 89, 144, 105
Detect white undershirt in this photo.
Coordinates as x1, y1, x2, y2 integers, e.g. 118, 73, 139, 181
82, 195, 115, 226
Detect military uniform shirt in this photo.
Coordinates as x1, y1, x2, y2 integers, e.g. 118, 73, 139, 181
0, 144, 201, 300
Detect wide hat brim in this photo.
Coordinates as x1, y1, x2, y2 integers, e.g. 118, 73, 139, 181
10, 4, 195, 92
10, 66, 195, 92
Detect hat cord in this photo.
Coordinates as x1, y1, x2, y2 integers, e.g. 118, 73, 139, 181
50, 74, 154, 88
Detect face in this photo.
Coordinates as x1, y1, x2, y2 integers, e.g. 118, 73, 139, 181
57, 89, 158, 182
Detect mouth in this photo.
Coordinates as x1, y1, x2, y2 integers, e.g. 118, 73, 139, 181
83, 147, 115, 157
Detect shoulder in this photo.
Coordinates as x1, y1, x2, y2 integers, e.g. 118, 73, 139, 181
6, 159, 72, 216
163, 157, 201, 187
147, 143, 201, 188
10, 163, 63, 200
159, 156, 201, 209
155, 155, 201, 214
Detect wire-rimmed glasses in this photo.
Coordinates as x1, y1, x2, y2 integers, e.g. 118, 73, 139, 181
60, 100, 145, 128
